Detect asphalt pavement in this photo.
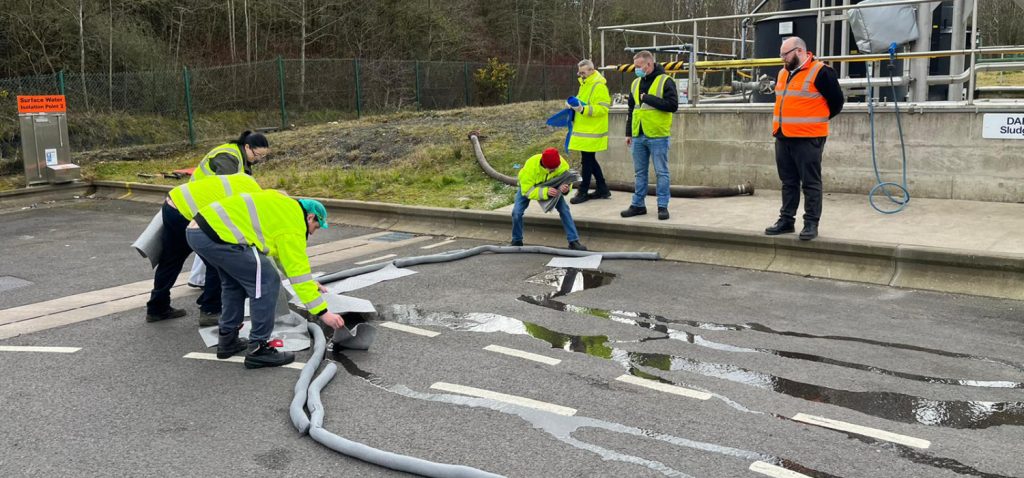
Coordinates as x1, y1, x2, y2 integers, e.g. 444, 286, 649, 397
1, 197, 1022, 477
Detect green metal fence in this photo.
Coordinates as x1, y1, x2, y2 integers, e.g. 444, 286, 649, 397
0, 59, 585, 154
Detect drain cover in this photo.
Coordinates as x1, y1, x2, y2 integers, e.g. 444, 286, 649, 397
370, 232, 416, 243
0, 276, 32, 293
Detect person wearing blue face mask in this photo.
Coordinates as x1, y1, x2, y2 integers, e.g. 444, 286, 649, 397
623, 50, 678, 221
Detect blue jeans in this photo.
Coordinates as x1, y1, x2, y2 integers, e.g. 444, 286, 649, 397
630, 135, 671, 209
511, 190, 580, 243
186, 228, 280, 341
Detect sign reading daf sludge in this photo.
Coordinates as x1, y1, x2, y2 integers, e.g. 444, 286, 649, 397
982, 113, 1024, 139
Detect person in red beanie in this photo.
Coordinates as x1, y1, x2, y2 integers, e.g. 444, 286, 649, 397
510, 148, 587, 250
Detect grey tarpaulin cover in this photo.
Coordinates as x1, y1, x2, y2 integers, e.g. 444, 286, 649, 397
131, 211, 164, 269
535, 170, 583, 213
198, 311, 312, 352
848, 0, 919, 54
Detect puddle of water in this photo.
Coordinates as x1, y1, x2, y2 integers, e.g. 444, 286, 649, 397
519, 294, 1024, 389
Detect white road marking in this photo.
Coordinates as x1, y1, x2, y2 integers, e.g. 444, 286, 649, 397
354, 254, 397, 265
430, 382, 577, 416
749, 461, 812, 478
484, 344, 561, 365
379, 322, 440, 337
0, 345, 80, 353
183, 352, 305, 370
615, 375, 712, 400
421, 239, 457, 250
792, 413, 931, 449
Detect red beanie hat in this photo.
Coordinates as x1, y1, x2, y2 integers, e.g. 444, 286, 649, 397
540, 148, 561, 169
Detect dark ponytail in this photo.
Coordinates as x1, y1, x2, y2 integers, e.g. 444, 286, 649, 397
234, 130, 269, 148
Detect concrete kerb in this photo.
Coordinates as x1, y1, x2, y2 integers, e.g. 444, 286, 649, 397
19, 180, 1024, 300
0, 182, 91, 210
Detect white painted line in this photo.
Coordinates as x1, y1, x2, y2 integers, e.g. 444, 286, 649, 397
379, 322, 440, 337
792, 413, 931, 449
183, 352, 306, 370
354, 254, 397, 265
615, 375, 712, 400
0, 345, 81, 353
484, 344, 561, 365
421, 239, 457, 250
749, 461, 812, 478
430, 382, 577, 416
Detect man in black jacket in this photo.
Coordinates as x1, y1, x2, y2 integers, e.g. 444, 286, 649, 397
622, 50, 678, 221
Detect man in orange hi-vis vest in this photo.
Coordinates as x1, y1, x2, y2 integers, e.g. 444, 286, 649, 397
765, 36, 844, 241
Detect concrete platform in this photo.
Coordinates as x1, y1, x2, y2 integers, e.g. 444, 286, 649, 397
41, 181, 1024, 301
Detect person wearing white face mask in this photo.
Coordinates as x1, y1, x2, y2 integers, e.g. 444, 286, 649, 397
622, 50, 678, 221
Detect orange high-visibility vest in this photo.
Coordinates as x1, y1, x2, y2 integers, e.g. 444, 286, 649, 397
773, 56, 830, 138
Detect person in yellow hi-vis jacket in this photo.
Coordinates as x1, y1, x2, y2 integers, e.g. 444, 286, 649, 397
190, 130, 270, 182
510, 148, 587, 251
144, 174, 263, 323
185, 191, 345, 369
567, 59, 612, 205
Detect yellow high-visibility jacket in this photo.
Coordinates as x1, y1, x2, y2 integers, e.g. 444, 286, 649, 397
568, 72, 611, 152
518, 153, 571, 201
168, 174, 262, 221
191, 143, 245, 182
197, 190, 326, 315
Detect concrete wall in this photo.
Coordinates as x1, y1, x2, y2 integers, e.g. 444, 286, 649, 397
598, 104, 1024, 202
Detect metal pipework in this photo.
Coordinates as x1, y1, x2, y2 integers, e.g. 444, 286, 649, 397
467, 133, 754, 199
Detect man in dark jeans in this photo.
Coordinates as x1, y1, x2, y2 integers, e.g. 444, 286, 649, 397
765, 36, 844, 241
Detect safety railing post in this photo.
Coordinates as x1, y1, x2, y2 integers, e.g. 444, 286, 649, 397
463, 61, 471, 106
354, 58, 362, 118
277, 56, 288, 129
182, 66, 195, 146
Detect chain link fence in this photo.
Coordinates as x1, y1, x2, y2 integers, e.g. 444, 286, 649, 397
1, 59, 590, 156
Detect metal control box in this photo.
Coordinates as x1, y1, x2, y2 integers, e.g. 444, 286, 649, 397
17, 95, 79, 186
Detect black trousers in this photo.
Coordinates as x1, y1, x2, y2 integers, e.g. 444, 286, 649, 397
146, 202, 222, 315
578, 151, 608, 194
775, 136, 826, 224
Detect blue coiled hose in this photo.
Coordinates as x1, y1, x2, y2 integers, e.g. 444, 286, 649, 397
865, 43, 910, 214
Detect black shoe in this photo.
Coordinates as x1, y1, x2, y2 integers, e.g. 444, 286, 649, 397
145, 307, 186, 323
764, 219, 796, 236
569, 193, 589, 205
198, 310, 221, 327
244, 340, 295, 369
510, 240, 523, 247
620, 206, 647, 218
658, 207, 670, 220
588, 189, 612, 200
799, 223, 818, 241
217, 330, 248, 359
568, 240, 588, 251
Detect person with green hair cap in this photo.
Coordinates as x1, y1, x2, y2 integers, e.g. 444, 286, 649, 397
186, 190, 344, 369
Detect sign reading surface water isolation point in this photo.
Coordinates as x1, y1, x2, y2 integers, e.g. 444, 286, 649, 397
982, 113, 1024, 139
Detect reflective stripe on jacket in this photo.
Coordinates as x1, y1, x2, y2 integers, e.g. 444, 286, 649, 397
197, 190, 326, 315
191, 143, 245, 182
630, 74, 673, 138
773, 57, 830, 137
569, 72, 611, 152
168, 174, 262, 221
518, 153, 570, 201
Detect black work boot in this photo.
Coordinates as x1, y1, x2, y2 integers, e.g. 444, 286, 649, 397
620, 206, 647, 218
764, 219, 796, 236
569, 193, 590, 205
244, 340, 295, 369
145, 307, 186, 323
510, 240, 524, 247
217, 328, 248, 359
799, 222, 819, 241
568, 240, 588, 251
588, 187, 611, 200
657, 207, 670, 220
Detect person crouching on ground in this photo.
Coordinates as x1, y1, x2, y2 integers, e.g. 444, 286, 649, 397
510, 148, 587, 251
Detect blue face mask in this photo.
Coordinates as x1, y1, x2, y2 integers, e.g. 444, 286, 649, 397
634, 67, 645, 78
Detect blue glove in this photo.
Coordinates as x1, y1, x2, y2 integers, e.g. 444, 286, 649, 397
566, 96, 582, 108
